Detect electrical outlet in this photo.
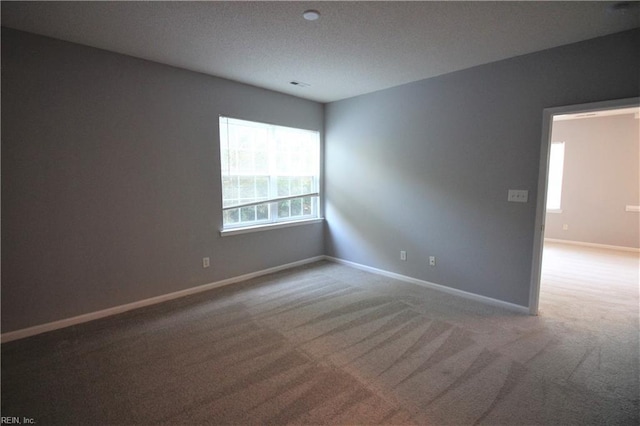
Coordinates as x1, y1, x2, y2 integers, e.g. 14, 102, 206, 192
562, 224, 569, 231
429, 256, 436, 266
507, 189, 529, 203
400, 250, 407, 261
202, 257, 210, 268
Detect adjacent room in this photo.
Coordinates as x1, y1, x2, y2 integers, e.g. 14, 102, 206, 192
539, 107, 640, 321
2, 2, 639, 425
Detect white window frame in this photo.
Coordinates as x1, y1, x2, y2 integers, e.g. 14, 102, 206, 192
219, 116, 322, 235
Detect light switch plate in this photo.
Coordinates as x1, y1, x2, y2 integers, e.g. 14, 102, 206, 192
508, 189, 528, 203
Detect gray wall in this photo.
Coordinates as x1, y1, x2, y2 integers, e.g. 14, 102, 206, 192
325, 29, 640, 307
3, 27, 639, 333
545, 114, 640, 248
1, 28, 324, 333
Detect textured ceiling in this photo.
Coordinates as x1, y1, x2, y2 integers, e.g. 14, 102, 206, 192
2, 1, 639, 103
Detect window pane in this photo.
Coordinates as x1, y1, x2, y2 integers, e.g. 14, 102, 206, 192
224, 209, 239, 224
547, 142, 565, 210
303, 197, 312, 215
277, 176, 290, 197
222, 176, 238, 206
256, 177, 269, 199
240, 206, 256, 222
291, 198, 302, 216
256, 203, 269, 220
239, 177, 255, 200
301, 177, 312, 194
278, 200, 290, 218
291, 178, 302, 196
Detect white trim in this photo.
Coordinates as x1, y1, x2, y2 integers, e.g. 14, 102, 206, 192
1, 256, 325, 343
544, 238, 640, 253
546, 209, 562, 214
222, 192, 320, 211
220, 218, 324, 237
325, 256, 529, 315
530, 97, 640, 316
625, 205, 640, 212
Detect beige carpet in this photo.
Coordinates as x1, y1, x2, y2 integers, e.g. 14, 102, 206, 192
2, 244, 638, 424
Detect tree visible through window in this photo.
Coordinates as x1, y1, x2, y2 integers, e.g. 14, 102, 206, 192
547, 141, 565, 211
219, 117, 320, 230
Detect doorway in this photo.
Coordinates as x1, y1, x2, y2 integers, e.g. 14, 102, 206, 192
529, 97, 640, 315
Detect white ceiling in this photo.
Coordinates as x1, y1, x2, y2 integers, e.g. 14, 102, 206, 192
2, 1, 639, 103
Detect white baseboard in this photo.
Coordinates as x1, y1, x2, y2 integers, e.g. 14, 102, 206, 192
544, 238, 640, 253
324, 256, 530, 314
1, 256, 325, 343
2, 253, 532, 343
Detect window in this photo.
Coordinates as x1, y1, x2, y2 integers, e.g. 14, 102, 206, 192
219, 116, 320, 231
547, 141, 565, 211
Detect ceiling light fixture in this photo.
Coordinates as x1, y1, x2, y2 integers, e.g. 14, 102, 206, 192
290, 81, 311, 88
607, 1, 638, 14
303, 10, 320, 21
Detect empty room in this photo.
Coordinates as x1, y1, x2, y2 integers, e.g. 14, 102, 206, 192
538, 106, 640, 323
1, 2, 639, 425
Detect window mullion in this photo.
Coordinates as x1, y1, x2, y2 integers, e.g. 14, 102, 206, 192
268, 127, 278, 220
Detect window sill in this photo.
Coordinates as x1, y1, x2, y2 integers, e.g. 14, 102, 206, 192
546, 209, 562, 214
220, 218, 324, 237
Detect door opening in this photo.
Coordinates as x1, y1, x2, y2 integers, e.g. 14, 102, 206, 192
529, 97, 640, 315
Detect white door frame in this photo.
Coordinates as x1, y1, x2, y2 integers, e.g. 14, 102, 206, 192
528, 96, 640, 315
